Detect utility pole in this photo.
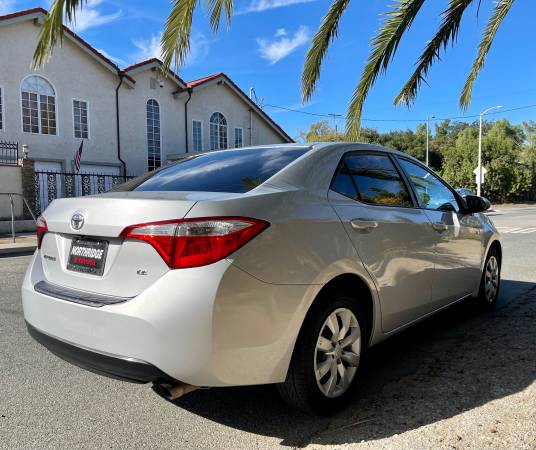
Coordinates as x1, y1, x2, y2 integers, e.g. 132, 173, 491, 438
426, 115, 435, 166
477, 105, 503, 196
328, 113, 342, 134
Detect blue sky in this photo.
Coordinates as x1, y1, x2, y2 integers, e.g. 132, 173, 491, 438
2, 0, 536, 139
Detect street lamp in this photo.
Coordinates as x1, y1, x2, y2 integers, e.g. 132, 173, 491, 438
477, 105, 503, 196
426, 115, 435, 167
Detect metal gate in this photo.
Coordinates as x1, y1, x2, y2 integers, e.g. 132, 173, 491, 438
0, 141, 19, 165
34, 171, 131, 214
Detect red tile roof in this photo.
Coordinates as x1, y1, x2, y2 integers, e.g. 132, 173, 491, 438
186, 73, 225, 88
175, 73, 292, 142
0, 7, 135, 84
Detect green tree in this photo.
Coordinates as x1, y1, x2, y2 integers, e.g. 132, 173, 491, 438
299, 120, 346, 142
33, 0, 517, 136
441, 119, 531, 201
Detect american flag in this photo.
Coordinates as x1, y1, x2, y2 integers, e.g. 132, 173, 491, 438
74, 140, 84, 172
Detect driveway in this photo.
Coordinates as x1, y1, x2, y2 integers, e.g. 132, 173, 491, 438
1, 206, 535, 449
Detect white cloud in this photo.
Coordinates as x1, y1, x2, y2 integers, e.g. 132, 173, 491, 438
96, 48, 126, 66
68, 0, 122, 33
0, 0, 16, 14
133, 33, 162, 60
132, 31, 209, 67
238, 0, 317, 14
257, 25, 309, 65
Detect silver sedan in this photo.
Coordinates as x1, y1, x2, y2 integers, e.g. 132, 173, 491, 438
22, 143, 501, 414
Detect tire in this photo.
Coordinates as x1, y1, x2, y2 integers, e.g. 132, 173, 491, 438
277, 291, 368, 415
476, 246, 501, 309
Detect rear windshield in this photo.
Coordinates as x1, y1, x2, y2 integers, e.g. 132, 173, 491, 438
115, 146, 310, 193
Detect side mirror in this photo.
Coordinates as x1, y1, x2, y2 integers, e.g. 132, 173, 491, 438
464, 195, 491, 214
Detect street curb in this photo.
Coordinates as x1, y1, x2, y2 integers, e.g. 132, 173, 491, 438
0, 245, 36, 257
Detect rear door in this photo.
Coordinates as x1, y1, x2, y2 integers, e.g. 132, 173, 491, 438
395, 157, 483, 303
328, 151, 438, 333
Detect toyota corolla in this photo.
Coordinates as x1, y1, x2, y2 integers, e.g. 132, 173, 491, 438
22, 143, 501, 414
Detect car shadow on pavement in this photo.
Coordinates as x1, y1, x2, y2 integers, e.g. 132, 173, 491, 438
171, 279, 536, 448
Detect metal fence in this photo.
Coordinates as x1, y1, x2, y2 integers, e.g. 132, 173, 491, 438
34, 171, 132, 214
0, 141, 19, 165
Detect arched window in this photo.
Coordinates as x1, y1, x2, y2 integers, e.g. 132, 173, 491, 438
21, 75, 56, 135
209, 112, 227, 150
146, 99, 161, 171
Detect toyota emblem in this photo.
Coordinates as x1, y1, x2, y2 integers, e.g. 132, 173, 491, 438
71, 212, 85, 231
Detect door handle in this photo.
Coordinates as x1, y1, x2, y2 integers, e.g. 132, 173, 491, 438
350, 219, 379, 231
432, 222, 448, 233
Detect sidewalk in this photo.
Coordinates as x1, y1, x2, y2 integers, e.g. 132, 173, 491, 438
0, 233, 37, 256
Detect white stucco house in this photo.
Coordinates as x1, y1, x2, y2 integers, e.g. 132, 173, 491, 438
0, 7, 292, 181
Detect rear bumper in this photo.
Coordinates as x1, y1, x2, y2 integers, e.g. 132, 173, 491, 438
22, 252, 316, 387
26, 321, 177, 384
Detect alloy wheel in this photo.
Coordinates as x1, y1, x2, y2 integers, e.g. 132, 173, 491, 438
314, 307, 361, 398
484, 255, 500, 303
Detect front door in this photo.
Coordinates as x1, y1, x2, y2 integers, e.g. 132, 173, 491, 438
396, 157, 483, 303
328, 152, 438, 333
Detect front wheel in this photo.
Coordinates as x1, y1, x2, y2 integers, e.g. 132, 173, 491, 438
277, 293, 367, 414
476, 247, 501, 309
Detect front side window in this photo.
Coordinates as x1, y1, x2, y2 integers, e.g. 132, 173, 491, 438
192, 120, 202, 152
209, 112, 227, 150
146, 99, 161, 171
332, 153, 412, 207
398, 158, 460, 212
115, 146, 310, 194
73, 99, 89, 139
21, 75, 56, 135
234, 127, 243, 148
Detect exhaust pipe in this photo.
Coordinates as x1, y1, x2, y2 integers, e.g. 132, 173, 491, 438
152, 382, 200, 401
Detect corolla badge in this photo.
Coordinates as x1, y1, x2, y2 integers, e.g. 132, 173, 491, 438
71, 212, 85, 231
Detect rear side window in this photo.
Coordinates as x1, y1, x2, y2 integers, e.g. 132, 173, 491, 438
116, 146, 310, 193
331, 153, 412, 207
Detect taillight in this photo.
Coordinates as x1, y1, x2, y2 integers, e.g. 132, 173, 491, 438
119, 217, 269, 269
36, 215, 48, 249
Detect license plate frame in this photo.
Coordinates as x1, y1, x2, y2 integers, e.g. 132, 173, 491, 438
67, 238, 109, 276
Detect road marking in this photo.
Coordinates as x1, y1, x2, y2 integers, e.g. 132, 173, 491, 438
497, 227, 536, 234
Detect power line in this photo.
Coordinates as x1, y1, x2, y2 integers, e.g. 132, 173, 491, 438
264, 102, 536, 124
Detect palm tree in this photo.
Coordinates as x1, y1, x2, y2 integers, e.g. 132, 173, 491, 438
33, 0, 516, 137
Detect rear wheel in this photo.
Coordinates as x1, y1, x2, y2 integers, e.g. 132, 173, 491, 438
476, 247, 501, 309
277, 292, 367, 414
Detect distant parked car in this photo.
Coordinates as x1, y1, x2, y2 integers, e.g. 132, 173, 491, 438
22, 143, 502, 414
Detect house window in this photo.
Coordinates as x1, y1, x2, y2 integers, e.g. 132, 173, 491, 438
0, 87, 3, 130
146, 99, 161, 171
73, 99, 89, 139
21, 75, 56, 135
209, 112, 227, 150
234, 127, 243, 148
192, 120, 202, 152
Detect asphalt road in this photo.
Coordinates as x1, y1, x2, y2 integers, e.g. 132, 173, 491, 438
1, 206, 535, 449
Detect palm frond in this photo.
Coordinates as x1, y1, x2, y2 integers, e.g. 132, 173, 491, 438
206, 0, 233, 32
301, 0, 351, 103
161, 0, 200, 72
460, 0, 514, 108
33, 0, 82, 68
346, 0, 426, 137
394, 0, 475, 107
